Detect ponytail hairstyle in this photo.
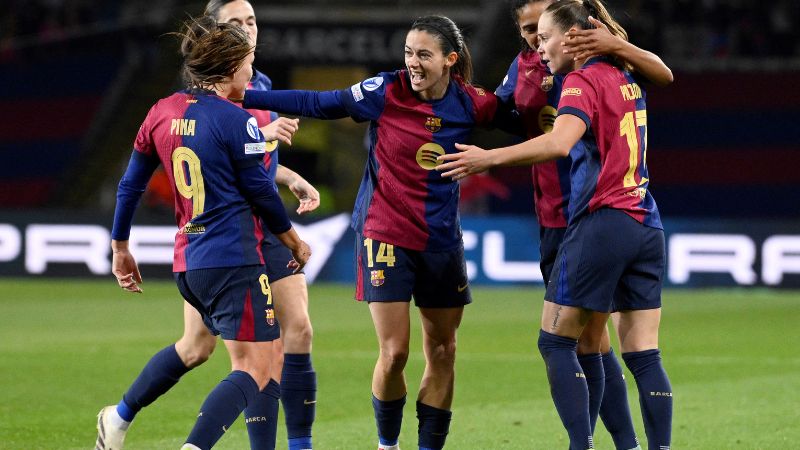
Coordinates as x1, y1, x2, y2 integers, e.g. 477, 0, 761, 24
410, 15, 473, 84
175, 15, 255, 89
544, 0, 631, 70
509, 0, 552, 24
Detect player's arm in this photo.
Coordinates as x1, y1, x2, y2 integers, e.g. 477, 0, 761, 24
436, 114, 585, 180
563, 17, 673, 87
276, 164, 320, 215
236, 157, 311, 271
243, 89, 350, 120
110, 150, 161, 293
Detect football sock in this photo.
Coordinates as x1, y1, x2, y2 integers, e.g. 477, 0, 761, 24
119, 344, 190, 422
577, 353, 605, 433
599, 350, 639, 450
416, 401, 451, 450
622, 349, 672, 450
104, 406, 130, 431
185, 370, 260, 449
282, 353, 316, 450
537, 330, 593, 450
244, 378, 280, 450
372, 394, 406, 446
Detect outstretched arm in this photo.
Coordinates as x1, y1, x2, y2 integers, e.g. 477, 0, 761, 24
437, 114, 586, 180
563, 16, 673, 87
243, 90, 350, 119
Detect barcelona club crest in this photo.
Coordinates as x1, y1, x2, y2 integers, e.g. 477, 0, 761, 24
541, 75, 554, 92
425, 116, 442, 133
265, 308, 275, 326
370, 270, 385, 287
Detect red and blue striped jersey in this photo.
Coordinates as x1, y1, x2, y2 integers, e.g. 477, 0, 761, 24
346, 71, 498, 251
133, 91, 273, 270
496, 50, 570, 228
248, 69, 279, 186
557, 58, 662, 229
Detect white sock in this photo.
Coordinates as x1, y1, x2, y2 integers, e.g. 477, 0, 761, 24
180, 444, 202, 450
378, 444, 400, 450
107, 407, 131, 431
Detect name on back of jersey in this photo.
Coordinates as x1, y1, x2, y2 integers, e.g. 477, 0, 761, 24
170, 119, 196, 136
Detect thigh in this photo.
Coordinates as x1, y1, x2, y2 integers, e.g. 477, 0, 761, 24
418, 307, 463, 344
182, 299, 217, 343
355, 233, 415, 303
184, 265, 280, 342
271, 273, 310, 329
617, 308, 661, 353
262, 231, 304, 281
369, 301, 411, 352
413, 246, 471, 308
540, 300, 593, 339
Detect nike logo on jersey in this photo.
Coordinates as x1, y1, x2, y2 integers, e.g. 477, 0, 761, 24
525, 69, 534, 77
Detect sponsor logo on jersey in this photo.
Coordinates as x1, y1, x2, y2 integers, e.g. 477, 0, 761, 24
538, 106, 557, 133
415, 143, 445, 170
350, 83, 364, 102
180, 222, 206, 234
246, 117, 261, 140
562, 87, 582, 97
362, 76, 384, 91
541, 75, 554, 92
245, 142, 267, 154
370, 269, 385, 287
265, 307, 275, 326
425, 116, 442, 133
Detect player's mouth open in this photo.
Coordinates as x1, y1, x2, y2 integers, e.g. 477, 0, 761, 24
410, 71, 425, 84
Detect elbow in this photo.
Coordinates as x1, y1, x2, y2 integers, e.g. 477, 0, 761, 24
553, 141, 571, 159
655, 69, 675, 87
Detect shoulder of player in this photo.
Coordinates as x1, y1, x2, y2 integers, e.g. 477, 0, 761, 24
250, 68, 272, 91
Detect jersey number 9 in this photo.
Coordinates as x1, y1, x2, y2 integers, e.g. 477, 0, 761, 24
172, 147, 206, 219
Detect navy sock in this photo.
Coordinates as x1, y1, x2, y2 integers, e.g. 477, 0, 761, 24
599, 350, 639, 449
281, 353, 316, 449
416, 401, 451, 450
372, 394, 405, 446
622, 349, 672, 450
537, 330, 593, 450
577, 353, 605, 433
185, 370, 260, 449
119, 344, 190, 422
244, 378, 280, 450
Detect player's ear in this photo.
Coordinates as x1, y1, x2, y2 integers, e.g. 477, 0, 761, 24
445, 51, 458, 69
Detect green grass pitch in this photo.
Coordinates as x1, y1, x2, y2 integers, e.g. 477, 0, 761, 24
1, 278, 798, 449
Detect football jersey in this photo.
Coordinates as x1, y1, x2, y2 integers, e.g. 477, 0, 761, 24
133, 90, 274, 271
344, 71, 499, 251
248, 69, 279, 187
496, 50, 570, 228
557, 58, 662, 229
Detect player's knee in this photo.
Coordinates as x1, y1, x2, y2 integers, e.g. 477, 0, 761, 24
576, 337, 601, 355
289, 321, 313, 349
426, 338, 457, 368
176, 337, 216, 368
380, 348, 409, 373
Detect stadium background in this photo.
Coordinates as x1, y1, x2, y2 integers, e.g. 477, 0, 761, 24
1, 1, 799, 448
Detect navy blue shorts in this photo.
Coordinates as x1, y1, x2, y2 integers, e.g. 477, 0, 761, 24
261, 231, 303, 282
544, 208, 665, 312
354, 233, 471, 308
539, 226, 566, 285
174, 265, 279, 342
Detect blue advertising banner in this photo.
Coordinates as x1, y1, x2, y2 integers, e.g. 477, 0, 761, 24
1, 211, 798, 288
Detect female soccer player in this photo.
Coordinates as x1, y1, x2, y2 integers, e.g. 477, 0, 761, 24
239, 15, 499, 450
96, 2, 319, 449
439, 1, 673, 448
495, 1, 672, 448
108, 16, 310, 450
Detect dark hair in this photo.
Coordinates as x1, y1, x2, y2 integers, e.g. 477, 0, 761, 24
410, 15, 473, 84
509, 0, 552, 24
544, 0, 630, 68
176, 15, 254, 89
204, 0, 248, 20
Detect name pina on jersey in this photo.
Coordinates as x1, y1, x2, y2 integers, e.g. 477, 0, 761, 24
170, 118, 196, 136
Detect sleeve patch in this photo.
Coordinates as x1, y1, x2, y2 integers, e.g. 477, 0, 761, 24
362, 76, 384, 91
246, 117, 261, 140
244, 142, 267, 154
561, 87, 582, 97
350, 83, 365, 102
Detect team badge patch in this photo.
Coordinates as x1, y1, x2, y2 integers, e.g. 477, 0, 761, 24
362, 76, 384, 92
541, 75, 554, 92
370, 270, 385, 287
246, 117, 261, 140
425, 116, 442, 133
265, 308, 275, 326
